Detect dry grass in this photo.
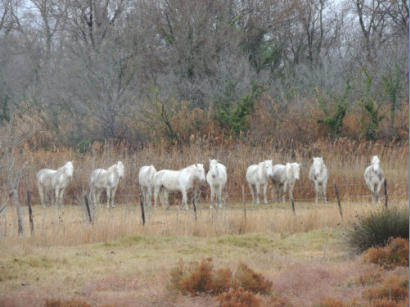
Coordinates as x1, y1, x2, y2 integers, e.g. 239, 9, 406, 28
0, 200, 407, 247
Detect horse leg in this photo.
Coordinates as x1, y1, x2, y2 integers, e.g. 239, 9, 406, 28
375, 181, 383, 203
111, 186, 118, 208
59, 188, 65, 222
106, 187, 111, 208
275, 185, 280, 203
248, 184, 254, 203
288, 182, 294, 201
263, 183, 268, 204
146, 186, 152, 218
217, 185, 223, 209
182, 189, 188, 211
255, 184, 260, 204
154, 185, 160, 208
210, 185, 215, 209
282, 182, 287, 202
96, 189, 102, 208
314, 181, 319, 204
163, 189, 170, 209
322, 182, 327, 203
38, 184, 46, 208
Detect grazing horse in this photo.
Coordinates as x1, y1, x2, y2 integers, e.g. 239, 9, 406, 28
90, 161, 124, 208
308, 157, 328, 204
246, 160, 274, 204
271, 162, 300, 202
364, 155, 385, 203
153, 163, 206, 210
37, 161, 74, 221
206, 159, 227, 209
138, 165, 157, 213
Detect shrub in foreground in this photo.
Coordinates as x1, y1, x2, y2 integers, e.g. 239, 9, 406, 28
363, 275, 409, 303
347, 208, 409, 253
169, 259, 272, 296
363, 238, 409, 269
317, 296, 345, 307
215, 287, 262, 307
233, 263, 273, 295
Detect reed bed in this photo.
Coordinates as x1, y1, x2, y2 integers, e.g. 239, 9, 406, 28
14, 139, 409, 206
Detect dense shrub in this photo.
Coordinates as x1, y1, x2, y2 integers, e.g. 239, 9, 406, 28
317, 296, 345, 307
347, 208, 409, 253
357, 269, 383, 286
233, 263, 273, 295
364, 238, 409, 269
363, 275, 409, 303
215, 287, 262, 307
169, 259, 272, 297
169, 258, 226, 295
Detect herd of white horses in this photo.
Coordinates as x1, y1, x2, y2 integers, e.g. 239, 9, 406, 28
36, 155, 385, 214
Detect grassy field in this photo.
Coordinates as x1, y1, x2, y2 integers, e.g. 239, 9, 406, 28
0, 199, 408, 306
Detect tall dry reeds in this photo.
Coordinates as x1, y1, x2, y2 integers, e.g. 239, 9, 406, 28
14, 139, 409, 205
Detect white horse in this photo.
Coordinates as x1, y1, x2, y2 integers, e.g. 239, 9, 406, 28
138, 165, 157, 212
364, 155, 385, 203
246, 160, 273, 204
271, 164, 287, 202
271, 162, 300, 202
308, 157, 328, 204
206, 159, 227, 209
153, 163, 205, 210
90, 161, 124, 208
37, 161, 74, 208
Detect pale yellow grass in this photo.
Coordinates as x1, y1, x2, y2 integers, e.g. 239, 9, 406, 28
0, 200, 408, 306
0, 200, 407, 247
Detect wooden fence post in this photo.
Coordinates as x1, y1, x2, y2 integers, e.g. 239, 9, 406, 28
84, 195, 92, 224
334, 184, 343, 219
139, 191, 145, 226
12, 189, 23, 235
291, 198, 296, 216
241, 185, 245, 204
384, 179, 388, 209
27, 191, 34, 235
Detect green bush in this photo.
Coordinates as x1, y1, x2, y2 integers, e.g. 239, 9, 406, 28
347, 208, 409, 253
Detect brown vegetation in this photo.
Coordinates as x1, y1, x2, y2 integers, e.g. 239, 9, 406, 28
363, 274, 409, 304
363, 238, 409, 269
170, 258, 272, 297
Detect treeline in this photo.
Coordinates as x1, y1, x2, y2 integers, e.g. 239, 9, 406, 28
0, 0, 408, 150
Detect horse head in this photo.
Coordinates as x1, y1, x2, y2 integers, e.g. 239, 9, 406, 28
116, 161, 125, 179
64, 161, 74, 178
263, 160, 274, 178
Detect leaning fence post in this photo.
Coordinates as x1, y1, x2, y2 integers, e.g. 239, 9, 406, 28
139, 191, 145, 226
241, 185, 245, 204
384, 179, 388, 209
84, 195, 92, 224
27, 191, 34, 235
291, 198, 296, 216
334, 184, 343, 219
